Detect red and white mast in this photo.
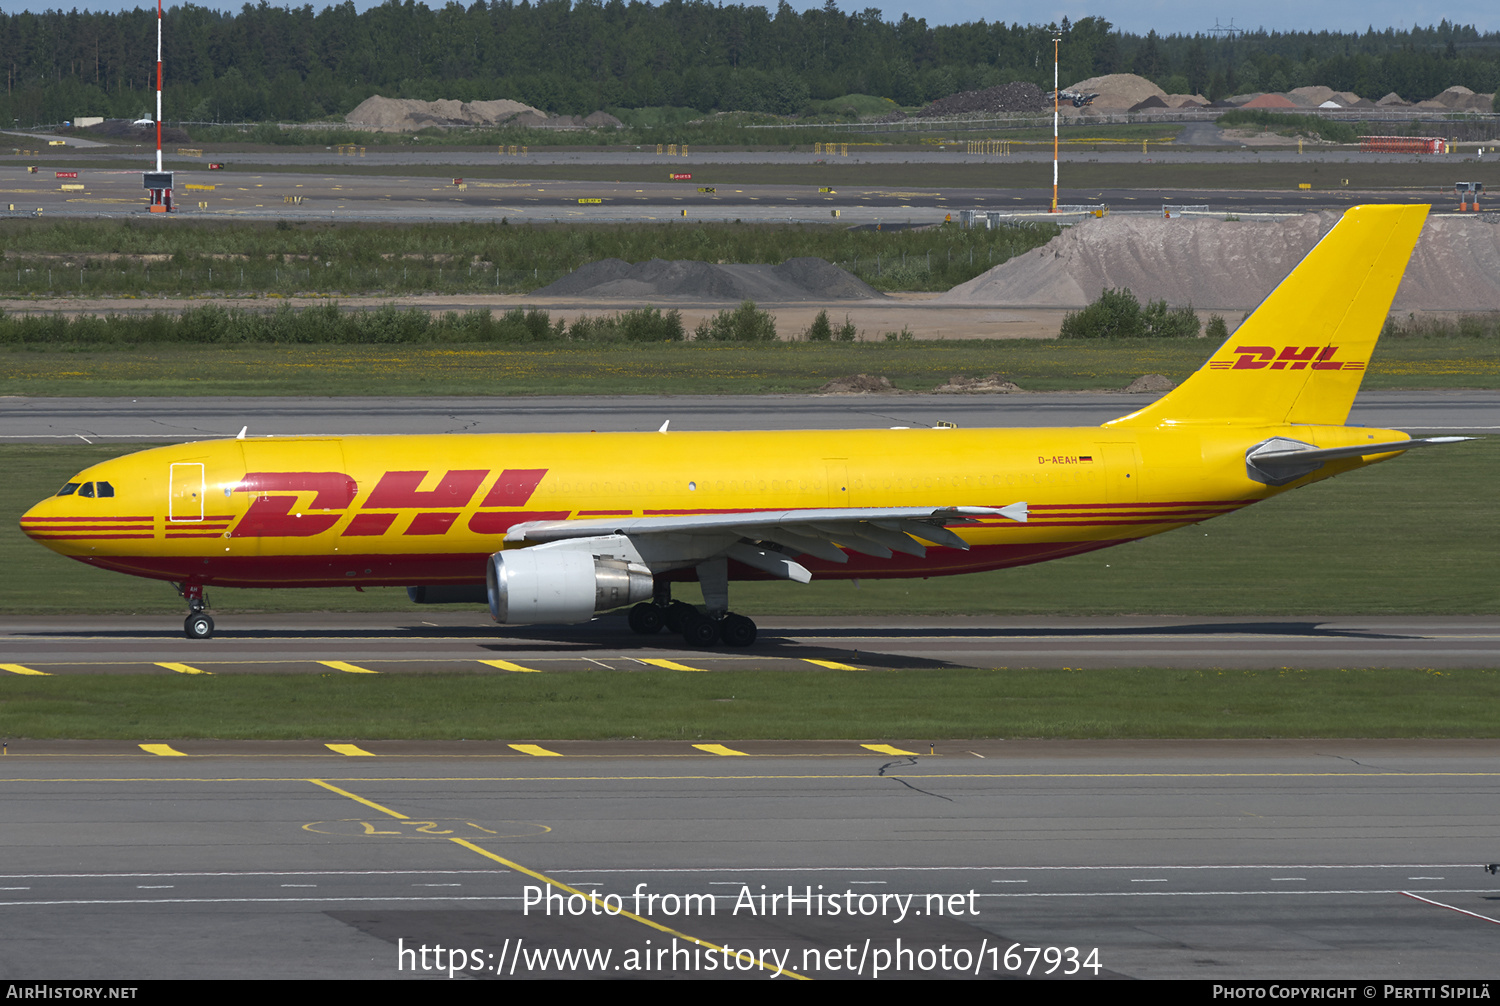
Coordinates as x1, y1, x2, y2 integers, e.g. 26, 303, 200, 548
155, 0, 163, 172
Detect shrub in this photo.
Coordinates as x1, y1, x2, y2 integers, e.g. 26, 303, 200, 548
1059, 288, 1143, 339
804, 309, 833, 341
694, 300, 777, 341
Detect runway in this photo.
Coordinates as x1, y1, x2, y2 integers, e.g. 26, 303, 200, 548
3, 614, 1498, 672
2, 744, 1499, 979
2, 390, 1495, 443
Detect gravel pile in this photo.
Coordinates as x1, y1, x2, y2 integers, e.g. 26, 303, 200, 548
913, 82, 1046, 118
938, 213, 1500, 314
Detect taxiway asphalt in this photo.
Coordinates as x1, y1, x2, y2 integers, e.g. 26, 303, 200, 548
3, 613, 1498, 673
3, 390, 1495, 443
2, 743, 1499, 979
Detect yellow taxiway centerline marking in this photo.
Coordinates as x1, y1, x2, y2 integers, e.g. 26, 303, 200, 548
693, 743, 748, 756
479, 659, 542, 673
306, 778, 805, 978
156, 662, 210, 675
320, 660, 378, 674
139, 744, 186, 757
639, 658, 708, 672
802, 659, 862, 670
326, 743, 375, 757
508, 744, 562, 757
862, 743, 920, 756
1, 663, 48, 676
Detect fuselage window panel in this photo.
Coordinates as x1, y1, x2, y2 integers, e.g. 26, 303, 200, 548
56, 483, 80, 497
78, 482, 96, 498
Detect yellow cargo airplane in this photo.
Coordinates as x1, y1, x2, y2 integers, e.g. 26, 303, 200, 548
21, 205, 1469, 644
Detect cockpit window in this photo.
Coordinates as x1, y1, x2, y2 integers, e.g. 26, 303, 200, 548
56, 483, 80, 497
96, 481, 115, 498
78, 482, 96, 498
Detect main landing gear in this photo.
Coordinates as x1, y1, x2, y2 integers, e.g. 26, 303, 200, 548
627, 561, 757, 647
178, 583, 215, 640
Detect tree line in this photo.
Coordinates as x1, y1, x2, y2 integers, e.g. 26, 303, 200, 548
3, 2, 1497, 128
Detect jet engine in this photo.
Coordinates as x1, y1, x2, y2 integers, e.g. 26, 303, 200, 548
486, 545, 653, 624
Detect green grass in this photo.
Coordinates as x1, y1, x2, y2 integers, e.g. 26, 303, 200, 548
3, 436, 1495, 618
4, 335, 1500, 397
2, 668, 1498, 740
0, 219, 1055, 297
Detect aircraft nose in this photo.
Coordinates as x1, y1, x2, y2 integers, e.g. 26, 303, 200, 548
19, 495, 65, 546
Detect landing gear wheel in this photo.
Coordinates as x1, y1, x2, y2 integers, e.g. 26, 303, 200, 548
719, 613, 757, 647
680, 612, 720, 647
663, 600, 697, 634
627, 603, 664, 635
184, 613, 215, 640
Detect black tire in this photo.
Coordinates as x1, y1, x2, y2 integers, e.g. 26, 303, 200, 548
680, 613, 720, 646
627, 603, 664, 635
663, 600, 696, 634
184, 613, 214, 640
719, 613, 757, 647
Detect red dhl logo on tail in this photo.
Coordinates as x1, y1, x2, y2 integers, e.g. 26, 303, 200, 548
230, 468, 558, 538
1207, 346, 1365, 372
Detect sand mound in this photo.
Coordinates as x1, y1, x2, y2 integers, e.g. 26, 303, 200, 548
535, 257, 883, 302
1065, 73, 1165, 110
1124, 374, 1176, 393
934, 374, 1023, 393
818, 374, 893, 394
938, 213, 1500, 313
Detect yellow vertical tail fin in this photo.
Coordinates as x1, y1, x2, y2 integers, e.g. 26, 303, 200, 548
1106, 204, 1429, 429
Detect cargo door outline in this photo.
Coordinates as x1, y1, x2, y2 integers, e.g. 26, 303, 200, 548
169, 463, 205, 523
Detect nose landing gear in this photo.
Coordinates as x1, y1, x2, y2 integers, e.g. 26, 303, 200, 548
178, 583, 215, 640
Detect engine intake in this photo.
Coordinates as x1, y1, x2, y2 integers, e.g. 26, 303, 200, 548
487, 546, 653, 624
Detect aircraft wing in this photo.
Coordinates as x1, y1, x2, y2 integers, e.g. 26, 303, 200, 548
505, 504, 1028, 582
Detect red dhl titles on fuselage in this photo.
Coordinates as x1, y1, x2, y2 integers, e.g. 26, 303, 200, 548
20, 426, 1326, 588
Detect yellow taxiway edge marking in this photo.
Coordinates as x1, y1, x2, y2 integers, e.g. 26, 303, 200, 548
639, 658, 709, 672
508, 744, 562, 757
479, 659, 542, 673
803, 659, 862, 670
320, 660, 378, 674
693, 743, 748, 756
156, 662, 210, 675
1, 663, 48, 676
139, 744, 186, 757
326, 743, 375, 757
862, 743, 920, 756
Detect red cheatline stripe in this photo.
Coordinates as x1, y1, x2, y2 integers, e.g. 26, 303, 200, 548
21, 515, 153, 522
24, 533, 154, 540
20, 527, 153, 533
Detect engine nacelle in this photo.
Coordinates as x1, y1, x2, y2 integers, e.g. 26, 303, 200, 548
486, 546, 653, 624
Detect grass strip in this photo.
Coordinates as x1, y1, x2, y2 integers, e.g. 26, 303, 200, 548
3, 436, 1495, 617
2, 667, 1497, 740
5, 336, 1500, 397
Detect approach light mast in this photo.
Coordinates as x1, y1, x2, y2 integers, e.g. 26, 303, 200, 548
143, 0, 173, 213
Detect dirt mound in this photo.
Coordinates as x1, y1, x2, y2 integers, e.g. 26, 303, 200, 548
344, 95, 622, 131
818, 374, 893, 394
914, 82, 1045, 117
1065, 73, 1165, 110
1124, 374, 1175, 393
535, 257, 883, 302
937, 213, 1500, 314
934, 374, 1023, 393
